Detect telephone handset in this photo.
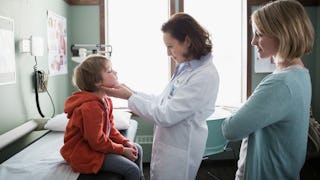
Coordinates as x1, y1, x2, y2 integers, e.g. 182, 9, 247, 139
34, 70, 45, 117
35, 70, 46, 91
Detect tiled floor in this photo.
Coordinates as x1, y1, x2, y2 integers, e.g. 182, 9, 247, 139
142, 156, 320, 180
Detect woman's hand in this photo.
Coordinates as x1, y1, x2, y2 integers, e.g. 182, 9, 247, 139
100, 84, 133, 100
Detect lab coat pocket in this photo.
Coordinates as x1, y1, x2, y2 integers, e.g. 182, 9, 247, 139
152, 141, 187, 180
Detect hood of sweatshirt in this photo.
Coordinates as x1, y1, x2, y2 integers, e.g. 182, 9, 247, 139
64, 91, 102, 118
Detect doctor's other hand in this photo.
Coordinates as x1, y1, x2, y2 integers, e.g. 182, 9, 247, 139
101, 84, 133, 100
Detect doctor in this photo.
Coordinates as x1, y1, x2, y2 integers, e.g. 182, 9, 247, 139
102, 12, 219, 180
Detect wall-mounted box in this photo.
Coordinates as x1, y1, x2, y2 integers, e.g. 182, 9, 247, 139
19, 39, 31, 53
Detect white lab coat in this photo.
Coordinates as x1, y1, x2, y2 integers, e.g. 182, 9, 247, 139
128, 53, 219, 180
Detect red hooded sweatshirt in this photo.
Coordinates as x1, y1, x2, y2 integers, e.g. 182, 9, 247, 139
60, 91, 129, 174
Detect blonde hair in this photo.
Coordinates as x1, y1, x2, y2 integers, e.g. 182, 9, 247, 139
251, 0, 314, 64
73, 55, 110, 92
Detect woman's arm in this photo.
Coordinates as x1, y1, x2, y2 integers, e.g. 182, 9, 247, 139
222, 79, 292, 141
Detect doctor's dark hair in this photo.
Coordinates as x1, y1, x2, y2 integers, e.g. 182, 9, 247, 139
161, 12, 212, 60
73, 55, 109, 92
251, 0, 314, 65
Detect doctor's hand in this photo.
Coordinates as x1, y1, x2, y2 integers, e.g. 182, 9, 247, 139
100, 84, 133, 100
123, 147, 138, 161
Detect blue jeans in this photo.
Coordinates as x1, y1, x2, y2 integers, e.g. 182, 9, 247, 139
100, 143, 144, 180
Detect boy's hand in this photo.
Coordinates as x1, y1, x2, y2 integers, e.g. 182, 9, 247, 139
123, 147, 138, 161
124, 141, 138, 152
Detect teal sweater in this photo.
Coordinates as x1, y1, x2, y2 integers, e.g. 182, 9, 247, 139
222, 66, 311, 180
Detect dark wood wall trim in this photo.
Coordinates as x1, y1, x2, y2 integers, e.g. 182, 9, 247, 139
247, 0, 320, 6
179, 0, 184, 12
297, 0, 320, 6
99, 0, 105, 45
246, 0, 319, 98
169, 0, 184, 76
170, 0, 175, 15
64, 0, 100, 5
169, 0, 184, 14
169, 0, 175, 76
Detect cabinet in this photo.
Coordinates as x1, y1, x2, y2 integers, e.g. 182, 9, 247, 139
64, 0, 100, 5
132, 115, 154, 163
131, 107, 240, 162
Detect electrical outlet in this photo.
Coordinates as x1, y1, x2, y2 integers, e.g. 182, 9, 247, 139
33, 71, 48, 93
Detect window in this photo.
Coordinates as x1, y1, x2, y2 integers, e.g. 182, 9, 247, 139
106, 0, 170, 107
105, 0, 246, 107
184, 0, 246, 106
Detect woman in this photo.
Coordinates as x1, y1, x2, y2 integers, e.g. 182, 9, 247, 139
222, 0, 314, 179
102, 13, 219, 180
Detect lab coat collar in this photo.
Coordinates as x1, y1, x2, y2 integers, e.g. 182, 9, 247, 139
173, 53, 212, 79
188, 53, 212, 69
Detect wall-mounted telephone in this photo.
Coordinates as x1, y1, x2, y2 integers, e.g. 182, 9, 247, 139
19, 35, 54, 118
33, 70, 48, 118
33, 70, 48, 93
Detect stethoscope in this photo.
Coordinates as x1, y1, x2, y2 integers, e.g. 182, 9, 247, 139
168, 64, 192, 97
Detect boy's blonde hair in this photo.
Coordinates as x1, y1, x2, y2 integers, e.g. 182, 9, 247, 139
252, 0, 314, 64
73, 55, 109, 92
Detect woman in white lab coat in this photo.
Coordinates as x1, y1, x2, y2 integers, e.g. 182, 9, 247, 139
102, 12, 219, 180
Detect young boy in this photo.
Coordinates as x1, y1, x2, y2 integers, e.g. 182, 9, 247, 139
60, 55, 144, 180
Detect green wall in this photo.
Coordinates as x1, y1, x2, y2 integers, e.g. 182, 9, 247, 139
132, 115, 154, 162
0, 0, 100, 162
0, 0, 70, 134
0, 1, 100, 134
67, 5, 100, 93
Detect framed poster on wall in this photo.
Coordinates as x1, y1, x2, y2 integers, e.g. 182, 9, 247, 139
47, 10, 67, 76
0, 16, 15, 85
